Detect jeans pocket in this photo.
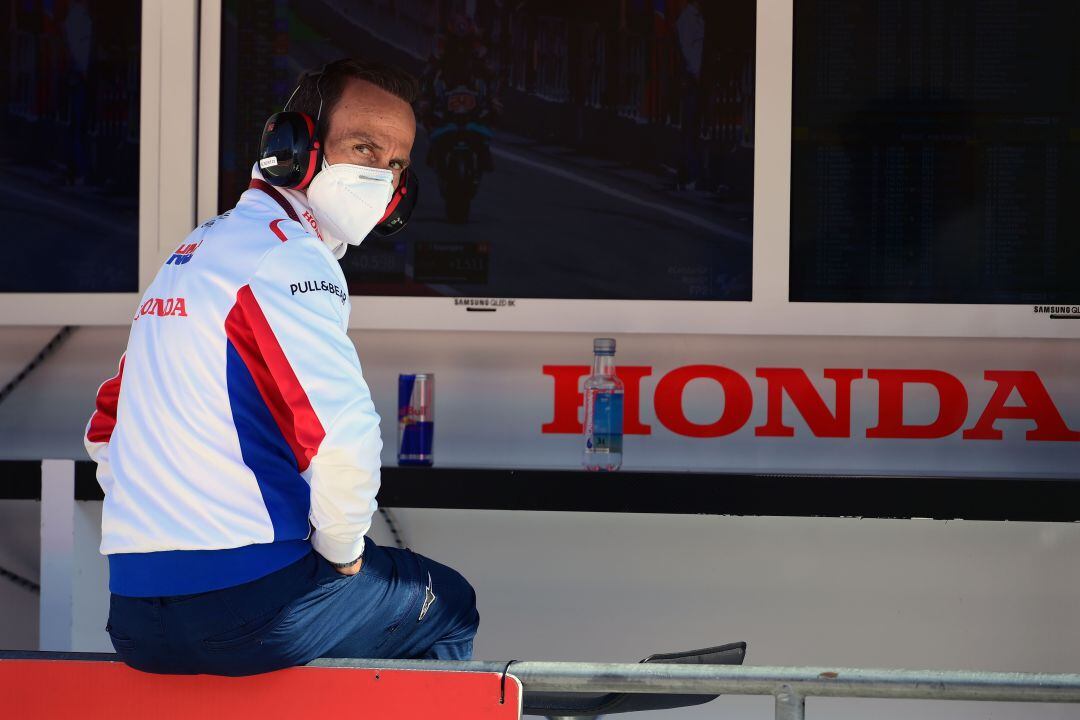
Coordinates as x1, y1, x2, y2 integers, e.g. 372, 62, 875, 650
202, 603, 291, 651
105, 621, 137, 652
314, 553, 365, 588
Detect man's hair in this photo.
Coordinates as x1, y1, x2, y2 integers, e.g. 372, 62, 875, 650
284, 58, 418, 133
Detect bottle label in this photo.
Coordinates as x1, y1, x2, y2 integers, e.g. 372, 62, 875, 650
589, 393, 624, 453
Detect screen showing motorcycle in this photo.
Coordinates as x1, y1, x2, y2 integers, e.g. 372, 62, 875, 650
447, 91, 478, 114
218, 1, 755, 301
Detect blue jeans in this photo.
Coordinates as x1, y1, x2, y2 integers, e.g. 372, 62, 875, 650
105, 538, 479, 675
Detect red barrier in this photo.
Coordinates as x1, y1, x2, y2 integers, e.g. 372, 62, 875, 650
1, 659, 522, 719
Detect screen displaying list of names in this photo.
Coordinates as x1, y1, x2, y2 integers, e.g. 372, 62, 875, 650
791, 0, 1080, 304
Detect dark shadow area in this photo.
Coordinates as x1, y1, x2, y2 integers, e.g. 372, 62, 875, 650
0, 0, 140, 293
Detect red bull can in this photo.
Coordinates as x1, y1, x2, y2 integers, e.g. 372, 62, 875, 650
398, 373, 434, 466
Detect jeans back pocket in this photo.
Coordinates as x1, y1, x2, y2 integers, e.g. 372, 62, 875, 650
105, 621, 137, 652
202, 603, 291, 651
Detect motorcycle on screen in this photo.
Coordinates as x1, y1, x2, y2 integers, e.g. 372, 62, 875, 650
426, 83, 494, 223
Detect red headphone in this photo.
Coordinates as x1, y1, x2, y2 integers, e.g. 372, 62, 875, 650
257, 63, 418, 236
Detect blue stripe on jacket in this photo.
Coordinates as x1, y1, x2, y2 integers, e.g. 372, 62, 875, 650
106, 341, 313, 597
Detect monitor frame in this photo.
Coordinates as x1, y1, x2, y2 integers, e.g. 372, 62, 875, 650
6, 0, 1075, 340
0, 0, 199, 327
198, 0, 1077, 339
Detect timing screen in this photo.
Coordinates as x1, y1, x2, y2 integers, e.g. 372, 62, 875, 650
791, 0, 1080, 304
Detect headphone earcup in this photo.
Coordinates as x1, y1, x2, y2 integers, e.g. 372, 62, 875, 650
258, 112, 318, 189
371, 167, 419, 237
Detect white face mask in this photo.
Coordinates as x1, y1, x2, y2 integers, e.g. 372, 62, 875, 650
306, 159, 395, 259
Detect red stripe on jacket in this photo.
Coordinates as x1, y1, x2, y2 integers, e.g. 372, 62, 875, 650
224, 285, 326, 472
269, 219, 289, 243
87, 355, 126, 444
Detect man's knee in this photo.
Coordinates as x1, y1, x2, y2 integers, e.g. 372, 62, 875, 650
421, 555, 478, 629
443, 568, 479, 640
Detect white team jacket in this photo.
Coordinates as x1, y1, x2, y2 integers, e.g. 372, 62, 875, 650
85, 166, 382, 596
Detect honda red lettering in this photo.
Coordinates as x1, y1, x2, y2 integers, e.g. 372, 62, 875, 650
962, 371, 1080, 441
866, 369, 968, 439
755, 368, 863, 438
542, 365, 1079, 442
134, 297, 189, 321
541, 365, 652, 435
654, 365, 753, 438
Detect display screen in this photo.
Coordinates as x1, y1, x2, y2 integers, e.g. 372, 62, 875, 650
0, 0, 140, 293
220, 0, 755, 300
791, 0, 1080, 304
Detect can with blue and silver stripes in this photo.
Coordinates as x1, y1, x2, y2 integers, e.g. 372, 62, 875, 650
398, 373, 434, 466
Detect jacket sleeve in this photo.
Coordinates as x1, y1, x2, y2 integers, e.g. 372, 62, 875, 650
242, 237, 382, 564
84, 354, 126, 493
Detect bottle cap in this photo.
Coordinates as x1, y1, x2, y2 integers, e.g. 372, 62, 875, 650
593, 338, 616, 355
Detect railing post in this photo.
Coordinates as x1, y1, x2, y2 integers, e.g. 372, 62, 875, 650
39, 459, 75, 651
774, 683, 805, 720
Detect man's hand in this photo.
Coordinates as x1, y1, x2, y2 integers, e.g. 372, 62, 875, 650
333, 557, 363, 576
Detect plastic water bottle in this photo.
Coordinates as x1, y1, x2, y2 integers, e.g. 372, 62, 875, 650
583, 338, 624, 471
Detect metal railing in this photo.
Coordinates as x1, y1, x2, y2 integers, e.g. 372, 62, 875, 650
308, 658, 1080, 719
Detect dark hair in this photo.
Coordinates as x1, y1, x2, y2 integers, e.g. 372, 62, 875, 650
284, 58, 418, 133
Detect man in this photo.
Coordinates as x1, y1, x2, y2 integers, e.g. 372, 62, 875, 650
675, 0, 706, 191
85, 59, 478, 676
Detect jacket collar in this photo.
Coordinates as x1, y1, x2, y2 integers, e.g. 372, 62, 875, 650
247, 163, 323, 242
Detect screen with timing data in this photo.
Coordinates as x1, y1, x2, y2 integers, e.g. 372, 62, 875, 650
791, 0, 1080, 304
